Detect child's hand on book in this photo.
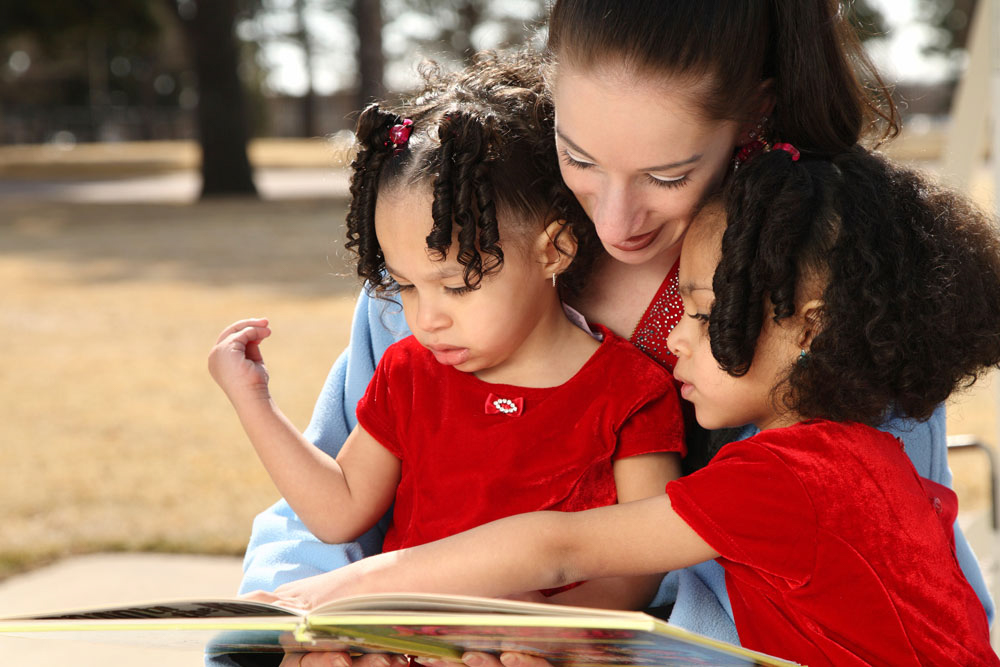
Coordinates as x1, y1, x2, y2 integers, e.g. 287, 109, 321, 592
244, 566, 358, 611
208, 318, 273, 403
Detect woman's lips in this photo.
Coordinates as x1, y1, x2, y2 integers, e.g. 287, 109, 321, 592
611, 228, 659, 252
428, 345, 470, 366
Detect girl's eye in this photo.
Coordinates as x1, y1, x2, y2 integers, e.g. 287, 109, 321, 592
558, 148, 595, 170
445, 285, 477, 296
385, 280, 413, 294
646, 173, 688, 189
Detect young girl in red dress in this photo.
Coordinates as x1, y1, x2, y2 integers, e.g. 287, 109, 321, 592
253, 146, 1000, 666
209, 53, 685, 611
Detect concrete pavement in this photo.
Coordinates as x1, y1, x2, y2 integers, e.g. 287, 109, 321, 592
0, 553, 245, 666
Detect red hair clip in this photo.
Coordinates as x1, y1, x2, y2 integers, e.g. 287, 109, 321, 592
772, 142, 800, 161
386, 118, 413, 154
733, 140, 800, 171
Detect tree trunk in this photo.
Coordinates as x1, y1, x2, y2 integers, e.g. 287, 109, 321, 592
294, 0, 317, 137
353, 0, 384, 112
175, 0, 257, 197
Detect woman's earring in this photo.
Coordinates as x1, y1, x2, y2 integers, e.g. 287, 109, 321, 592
747, 115, 769, 141
798, 349, 810, 364
551, 273, 557, 287
733, 115, 772, 172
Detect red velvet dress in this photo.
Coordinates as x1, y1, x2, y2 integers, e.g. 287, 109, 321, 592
666, 420, 997, 666
356, 324, 685, 552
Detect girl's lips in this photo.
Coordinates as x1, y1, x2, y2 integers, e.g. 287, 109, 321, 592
428, 345, 470, 366
611, 228, 660, 253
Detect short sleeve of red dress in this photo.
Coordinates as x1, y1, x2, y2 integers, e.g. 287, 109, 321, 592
665, 440, 816, 590
613, 378, 686, 461
354, 341, 410, 459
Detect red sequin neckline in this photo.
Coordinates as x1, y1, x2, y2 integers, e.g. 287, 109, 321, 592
629, 260, 682, 371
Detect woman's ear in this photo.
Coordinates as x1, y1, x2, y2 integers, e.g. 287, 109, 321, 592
736, 79, 777, 145
796, 299, 824, 351
535, 219, 578, 279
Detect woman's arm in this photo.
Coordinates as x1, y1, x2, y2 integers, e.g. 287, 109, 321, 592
544, 452, 681, 609
250, 493, 718, 611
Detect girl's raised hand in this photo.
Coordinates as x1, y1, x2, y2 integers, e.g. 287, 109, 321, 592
207, 318, 272, 402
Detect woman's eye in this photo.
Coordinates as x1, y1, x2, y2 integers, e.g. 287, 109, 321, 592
686, 311, 710, 323
559, 148, 595, 170
646, 173, 688, 189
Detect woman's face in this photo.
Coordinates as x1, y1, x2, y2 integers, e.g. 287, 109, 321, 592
552, 60, 743, 266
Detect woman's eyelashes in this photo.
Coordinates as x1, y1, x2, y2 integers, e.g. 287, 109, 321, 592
559, 148, 690, 189
559, 148, 595, 170
686, 311, 710, 324
646, 173, 689, 189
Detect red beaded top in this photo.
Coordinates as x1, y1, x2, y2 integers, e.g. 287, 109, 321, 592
629, 260, 682, 371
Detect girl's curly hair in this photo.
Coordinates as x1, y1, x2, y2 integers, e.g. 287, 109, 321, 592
344, 50, 598, 299
710, 146, 1000, 426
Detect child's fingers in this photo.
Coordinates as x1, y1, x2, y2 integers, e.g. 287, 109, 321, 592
241, 589, 279, 603
215, 317, 270, 344
222, 324, 272, 351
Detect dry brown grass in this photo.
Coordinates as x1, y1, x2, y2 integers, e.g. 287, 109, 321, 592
1, 196, 361, 579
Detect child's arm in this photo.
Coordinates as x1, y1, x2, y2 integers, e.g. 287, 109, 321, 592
249, 490, 718, 611
209, 318, 400, 544
542, 452, 681, 609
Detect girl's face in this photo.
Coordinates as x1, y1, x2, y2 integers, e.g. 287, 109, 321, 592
551, 61, 744, 266
666, 209, 802, 431
375, 187, 559, 379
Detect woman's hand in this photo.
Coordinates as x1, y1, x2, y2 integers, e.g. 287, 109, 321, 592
277, 653, 554, 667
279, 652, 409, 667
208, 317, 272, 402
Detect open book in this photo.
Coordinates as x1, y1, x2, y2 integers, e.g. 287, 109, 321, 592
0, 592, 797, 665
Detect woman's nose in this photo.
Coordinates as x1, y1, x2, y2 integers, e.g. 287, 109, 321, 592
590, 182, 643, 245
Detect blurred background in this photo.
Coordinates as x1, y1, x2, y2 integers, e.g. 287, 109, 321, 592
0, 0, 998, 658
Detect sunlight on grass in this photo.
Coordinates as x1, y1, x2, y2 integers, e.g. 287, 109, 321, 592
0, 198, 360, 580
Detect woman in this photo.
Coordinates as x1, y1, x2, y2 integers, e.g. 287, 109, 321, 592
232, 1, 992, 664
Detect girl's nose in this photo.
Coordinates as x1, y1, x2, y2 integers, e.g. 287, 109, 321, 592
591, 182, 643, 245
666, 319, 689, 358
414, 295, 451, 333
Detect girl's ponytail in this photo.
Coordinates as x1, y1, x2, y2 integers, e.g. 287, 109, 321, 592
710, 149, 838, 376
346, 103, 406, 287
429, 111, 503, 290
